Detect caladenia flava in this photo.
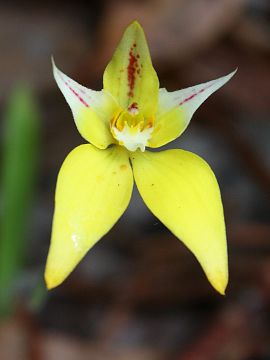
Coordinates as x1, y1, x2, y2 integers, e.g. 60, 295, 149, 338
45, 21, 236, 294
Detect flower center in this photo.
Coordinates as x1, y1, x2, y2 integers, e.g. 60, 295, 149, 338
110, 103, 154, 152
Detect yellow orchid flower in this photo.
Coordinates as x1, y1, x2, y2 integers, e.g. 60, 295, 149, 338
45, 21, 236, 294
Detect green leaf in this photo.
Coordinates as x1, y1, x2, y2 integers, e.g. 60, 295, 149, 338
0, 85, 41, 317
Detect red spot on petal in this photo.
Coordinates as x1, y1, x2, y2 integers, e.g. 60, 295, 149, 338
128, 102, 138, 110
128, 102, 139, 115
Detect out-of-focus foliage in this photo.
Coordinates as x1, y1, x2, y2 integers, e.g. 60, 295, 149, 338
0, 86, 40, 317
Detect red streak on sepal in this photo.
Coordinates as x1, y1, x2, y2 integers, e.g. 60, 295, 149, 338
58, 71, 90, 108
127, 44, 140, 98
178, 83, 213, 106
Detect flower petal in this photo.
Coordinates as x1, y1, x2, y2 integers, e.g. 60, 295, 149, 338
53, 59, 117, 149
103, 21, 159, 117
148, 70, 237, 148
131, 149, 228, 294
45, 144, 133, 289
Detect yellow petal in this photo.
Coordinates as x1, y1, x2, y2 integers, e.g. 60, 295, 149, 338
53, 59, 117, 149
131, 149, 228, 294
148, 70, 237, 148
103, 21, 159, 117
45, 144, 133, 289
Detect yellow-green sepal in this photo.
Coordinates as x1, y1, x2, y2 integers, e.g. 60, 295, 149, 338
53, 59, 117, 149
149, 70, 237, 148
131, 149, 228, 294
45, 144, 133, 289
103, 21, 159, 118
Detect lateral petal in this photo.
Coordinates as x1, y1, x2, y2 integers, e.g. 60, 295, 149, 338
131, 149, 228, 294
149, 70, 236, 148
45, 144, 133, 289
103, 21, 159, 118
53, 59, 117, 149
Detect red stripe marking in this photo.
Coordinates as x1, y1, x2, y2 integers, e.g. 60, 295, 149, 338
178, 83, 213, 106
70, 87, 89, 107
127, 44, 139, 98
59, 71, 90, 107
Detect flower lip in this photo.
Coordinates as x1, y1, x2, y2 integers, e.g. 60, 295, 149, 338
110, 103, 154, 152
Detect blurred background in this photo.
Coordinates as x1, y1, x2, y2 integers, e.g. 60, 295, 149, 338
0, 0, 270, 359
